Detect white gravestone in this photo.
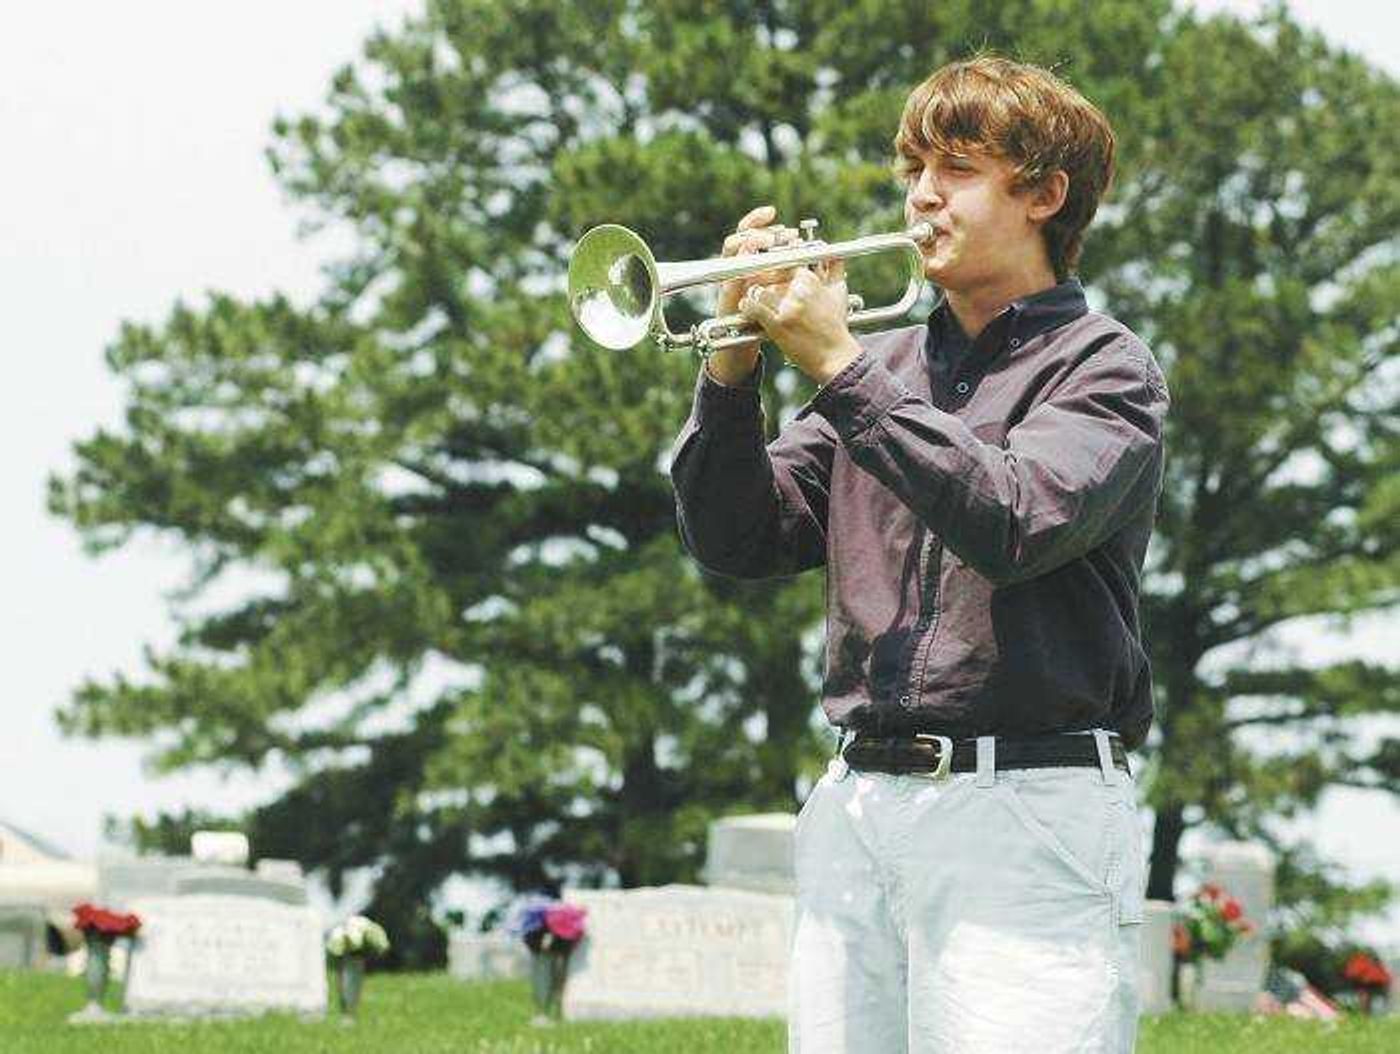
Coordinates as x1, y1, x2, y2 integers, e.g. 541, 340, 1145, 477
1139, 899, 1175, 1014
123, 895, 326, 1018
1196, 841, 1275, 1012
447, 932, 530, 982
704, 814, 796, 894
173, 872, 308, 906
255, 859, 304, 883
0, 905, 49, 969
98, 857, 247, 910
561, 885, 793, 1020
190, 832, 250, 868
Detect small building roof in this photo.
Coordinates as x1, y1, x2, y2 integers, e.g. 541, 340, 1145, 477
0, 818, 74, 864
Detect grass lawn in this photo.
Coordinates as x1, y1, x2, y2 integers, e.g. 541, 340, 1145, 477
2, 968, 1396, 1052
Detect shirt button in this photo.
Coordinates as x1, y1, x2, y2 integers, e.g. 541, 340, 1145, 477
955, 381, 970, 395
898, 694, 911, 706
1010, 338, 1022, 348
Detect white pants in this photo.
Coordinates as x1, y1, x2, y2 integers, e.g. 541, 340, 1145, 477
788, 729, 1145, 1053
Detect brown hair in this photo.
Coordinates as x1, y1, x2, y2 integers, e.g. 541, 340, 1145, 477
893, 54, 1116, 280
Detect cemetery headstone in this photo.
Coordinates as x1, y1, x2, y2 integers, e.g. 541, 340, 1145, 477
123, 894, 327, 1018
172, 871, 308, 906
255, 859, 304, 883
704, 814, 796, 894
98, 857, 245, 910
1139, 899, 1175, 1014
561, 885, 793, 1020
1195, 841, 1275, 1012
447, 932, 530, 982
0, 904, 48, 970
190, 832, 250, 867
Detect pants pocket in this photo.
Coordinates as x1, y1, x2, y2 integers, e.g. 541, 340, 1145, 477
995, 769, 1115, 898
1113, 787, 1147, 925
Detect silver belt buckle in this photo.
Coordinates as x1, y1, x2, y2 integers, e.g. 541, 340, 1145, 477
910, 734, 954, 781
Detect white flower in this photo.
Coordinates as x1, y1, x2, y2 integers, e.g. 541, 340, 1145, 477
326, 926, 348, 956
326, 915, 390, 957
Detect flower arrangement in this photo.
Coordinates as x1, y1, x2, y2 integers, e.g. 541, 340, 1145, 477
326, 915, 391, 959
506, 895, 588, 1024
1172, 882, 1255, 965
506, 895, 588, 954
72, 903, 141, 940
325, 916, 390, 1019
1342, 951, 1392, 994
69, 903, 141, 1020
1341, 950, 1392, 1014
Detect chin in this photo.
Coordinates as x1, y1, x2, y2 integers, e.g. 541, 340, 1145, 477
923, 260, 955, 286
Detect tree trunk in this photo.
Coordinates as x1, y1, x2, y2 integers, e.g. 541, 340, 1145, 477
616, 734, 660, 888
1147, 801, 1186, 901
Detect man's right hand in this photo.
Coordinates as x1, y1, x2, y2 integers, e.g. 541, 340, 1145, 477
707, 205, 798, 386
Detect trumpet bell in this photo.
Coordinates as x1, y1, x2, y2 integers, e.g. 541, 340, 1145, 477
568, 224, 660, 351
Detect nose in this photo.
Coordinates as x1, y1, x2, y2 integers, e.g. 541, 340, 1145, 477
907, 165, 943, 212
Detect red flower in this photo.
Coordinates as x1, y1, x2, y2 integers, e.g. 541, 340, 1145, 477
1344, 953, 1393, 992
72, 902, 141, 938
1221, 899, 1242, 922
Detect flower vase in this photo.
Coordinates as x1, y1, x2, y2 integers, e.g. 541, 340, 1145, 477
69, 933, 113, 1022
335, 954, 366, 1018
529, 946, 572, 1024
1174, 960, 1206, 1012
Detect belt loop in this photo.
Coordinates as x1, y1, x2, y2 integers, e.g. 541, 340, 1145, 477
1092, 729, 1118, 786
975, 736, 996, 788
828, 727, 852, 781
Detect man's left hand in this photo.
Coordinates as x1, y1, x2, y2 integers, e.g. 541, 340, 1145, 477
738, 258, 864, 385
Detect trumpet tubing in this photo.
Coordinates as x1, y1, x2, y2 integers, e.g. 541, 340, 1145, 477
568, 218, 933, 357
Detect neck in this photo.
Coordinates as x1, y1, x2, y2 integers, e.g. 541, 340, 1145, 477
944, 260, 1059, 340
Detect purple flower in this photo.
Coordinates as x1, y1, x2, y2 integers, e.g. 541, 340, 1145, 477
505, 895, 553, 940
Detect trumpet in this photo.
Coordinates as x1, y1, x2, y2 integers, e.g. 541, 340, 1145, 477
568, 218, 934, 357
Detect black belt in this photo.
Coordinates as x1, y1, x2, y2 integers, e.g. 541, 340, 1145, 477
842, 731, 1130, 778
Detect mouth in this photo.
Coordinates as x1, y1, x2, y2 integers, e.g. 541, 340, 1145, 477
909, 221, 947, 247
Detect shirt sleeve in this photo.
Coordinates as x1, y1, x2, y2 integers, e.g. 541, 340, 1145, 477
668, 357, 836, 578
804, 333, 1170, 586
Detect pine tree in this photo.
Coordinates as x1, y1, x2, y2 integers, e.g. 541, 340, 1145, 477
51, 1, 1396, 963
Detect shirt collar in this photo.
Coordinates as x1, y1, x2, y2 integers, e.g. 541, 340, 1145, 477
929, 277, 1088, 354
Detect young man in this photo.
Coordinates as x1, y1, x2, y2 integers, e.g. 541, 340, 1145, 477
669, 55, 1169, 1053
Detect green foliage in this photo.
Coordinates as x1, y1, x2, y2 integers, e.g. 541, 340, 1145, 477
1100, 5, 1400, 946
50, 0, 1399, 965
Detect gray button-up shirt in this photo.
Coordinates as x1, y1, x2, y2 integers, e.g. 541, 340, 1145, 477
669, 280, 1170, 750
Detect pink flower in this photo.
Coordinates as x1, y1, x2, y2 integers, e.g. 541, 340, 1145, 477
544, 903, 587, 942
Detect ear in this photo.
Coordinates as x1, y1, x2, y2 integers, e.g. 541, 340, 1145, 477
1026, 170, 1069, 226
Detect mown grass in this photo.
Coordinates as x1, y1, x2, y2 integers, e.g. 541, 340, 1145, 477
2, 968, 1396, 1052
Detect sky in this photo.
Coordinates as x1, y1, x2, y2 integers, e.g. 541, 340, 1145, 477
1, 1, 1396, 936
